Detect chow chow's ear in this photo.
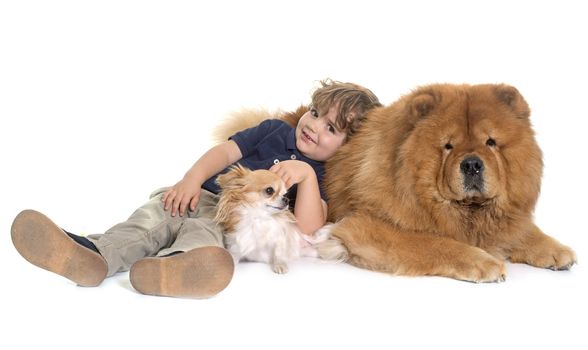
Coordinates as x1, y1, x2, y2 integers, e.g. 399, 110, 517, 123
409, 88, 442, 119
494, 84, 530, 119
216, 164, 250, 189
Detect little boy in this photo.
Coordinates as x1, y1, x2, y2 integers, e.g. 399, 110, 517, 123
11, 79, 381, 298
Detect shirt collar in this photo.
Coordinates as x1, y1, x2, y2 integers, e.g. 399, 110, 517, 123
286, 127, 297, 150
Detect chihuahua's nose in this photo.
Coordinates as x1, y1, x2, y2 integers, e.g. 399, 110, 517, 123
281, 196, 289, 206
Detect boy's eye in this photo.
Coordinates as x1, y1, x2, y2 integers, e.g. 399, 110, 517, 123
265, 187, 275, 196
328, 124, 336, 134
310, 109, 318, 118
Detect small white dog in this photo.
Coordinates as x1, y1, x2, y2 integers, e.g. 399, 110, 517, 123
214, 165, 338, 273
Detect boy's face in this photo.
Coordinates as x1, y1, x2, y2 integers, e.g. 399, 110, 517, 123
295, 105, 347, 161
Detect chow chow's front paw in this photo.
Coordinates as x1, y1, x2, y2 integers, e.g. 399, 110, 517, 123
510, 233, 577, 271
532, 244, 577, 271
453, 250, 507, 283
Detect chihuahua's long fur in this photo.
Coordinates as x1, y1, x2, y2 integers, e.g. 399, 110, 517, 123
215, 165, 327, 273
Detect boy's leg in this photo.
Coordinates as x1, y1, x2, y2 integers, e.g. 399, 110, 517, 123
11, 210, 108, 287
11, 187, 181, 288
86, 187, 182, 277
130, 190, 234, 298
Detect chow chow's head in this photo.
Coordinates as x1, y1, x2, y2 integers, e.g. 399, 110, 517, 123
399, 84, 543, 213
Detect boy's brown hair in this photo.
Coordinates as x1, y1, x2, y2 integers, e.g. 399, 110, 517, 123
311, 79, 381, 138
281, 79, 381, 139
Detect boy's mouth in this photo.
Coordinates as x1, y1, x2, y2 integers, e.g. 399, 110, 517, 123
301, 130, 316, 144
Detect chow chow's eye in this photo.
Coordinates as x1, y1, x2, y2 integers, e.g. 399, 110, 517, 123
265, 187, 275, 196
444, 143, 453, 150
486, 138, 496, 147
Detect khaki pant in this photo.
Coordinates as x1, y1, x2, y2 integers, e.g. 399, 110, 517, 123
87, 188, 223, 277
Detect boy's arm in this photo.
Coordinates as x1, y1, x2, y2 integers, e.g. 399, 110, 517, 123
163, 140, 242, 217
270, 160, 327, 235
293, 171, 328, 235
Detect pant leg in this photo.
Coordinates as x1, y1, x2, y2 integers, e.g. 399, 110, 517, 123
87, 187, 181, 277
157, 190, 224, 256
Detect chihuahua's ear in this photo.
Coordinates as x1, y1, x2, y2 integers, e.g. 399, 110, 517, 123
216, 164, 251, 189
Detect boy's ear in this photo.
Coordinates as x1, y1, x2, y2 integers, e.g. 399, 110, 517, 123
216, 164, 250, 189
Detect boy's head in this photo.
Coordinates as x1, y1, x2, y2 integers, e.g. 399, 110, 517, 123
295, 79, 381, 161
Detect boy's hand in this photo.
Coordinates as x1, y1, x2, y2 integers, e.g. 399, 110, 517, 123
162, 178, 201, 217
270, 160, 314, 189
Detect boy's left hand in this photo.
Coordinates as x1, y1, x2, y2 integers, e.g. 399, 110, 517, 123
270, 160, 314, 189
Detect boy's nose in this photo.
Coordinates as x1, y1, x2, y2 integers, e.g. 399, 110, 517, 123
306, 118, 320, 133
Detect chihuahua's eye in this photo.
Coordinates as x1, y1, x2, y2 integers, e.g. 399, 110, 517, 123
264, 187, 275, 196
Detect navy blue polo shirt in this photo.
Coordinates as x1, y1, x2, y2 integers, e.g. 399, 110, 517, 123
201, 119, 327, 203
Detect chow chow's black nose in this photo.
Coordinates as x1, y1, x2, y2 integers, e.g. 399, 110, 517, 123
460, 156, 484, 176
461, 156, 485, 192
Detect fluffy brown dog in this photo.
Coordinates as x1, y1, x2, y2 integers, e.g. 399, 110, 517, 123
214, 83, 576, 283
324, 83, 576, 282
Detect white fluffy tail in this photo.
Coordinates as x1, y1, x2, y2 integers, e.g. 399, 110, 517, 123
302, 224, 349, 262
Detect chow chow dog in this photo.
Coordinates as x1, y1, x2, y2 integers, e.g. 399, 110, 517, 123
323, 83, 576, 282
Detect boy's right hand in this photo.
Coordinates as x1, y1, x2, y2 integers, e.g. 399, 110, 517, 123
162, 178, 201, 217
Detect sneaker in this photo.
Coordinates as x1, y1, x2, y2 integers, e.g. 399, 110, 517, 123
11, 209, 108, 287
130, 246, 234, 298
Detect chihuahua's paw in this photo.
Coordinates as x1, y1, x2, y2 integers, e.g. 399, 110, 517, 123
272, 262, 289, 274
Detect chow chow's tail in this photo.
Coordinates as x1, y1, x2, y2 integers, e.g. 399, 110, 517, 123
211, 106, 308, 144
211, 108, 275, 144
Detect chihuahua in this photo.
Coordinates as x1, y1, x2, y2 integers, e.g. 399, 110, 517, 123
215, 165, 328, 273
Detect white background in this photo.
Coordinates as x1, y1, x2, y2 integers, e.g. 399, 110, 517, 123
1, 1, 586, 349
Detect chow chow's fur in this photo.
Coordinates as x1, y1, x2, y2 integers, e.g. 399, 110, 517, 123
215, 83, 576, 282
325, 83, 575, 282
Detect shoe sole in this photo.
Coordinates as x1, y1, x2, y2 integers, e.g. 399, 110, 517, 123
130, 246, 234, 298
11, 209, 107, 287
